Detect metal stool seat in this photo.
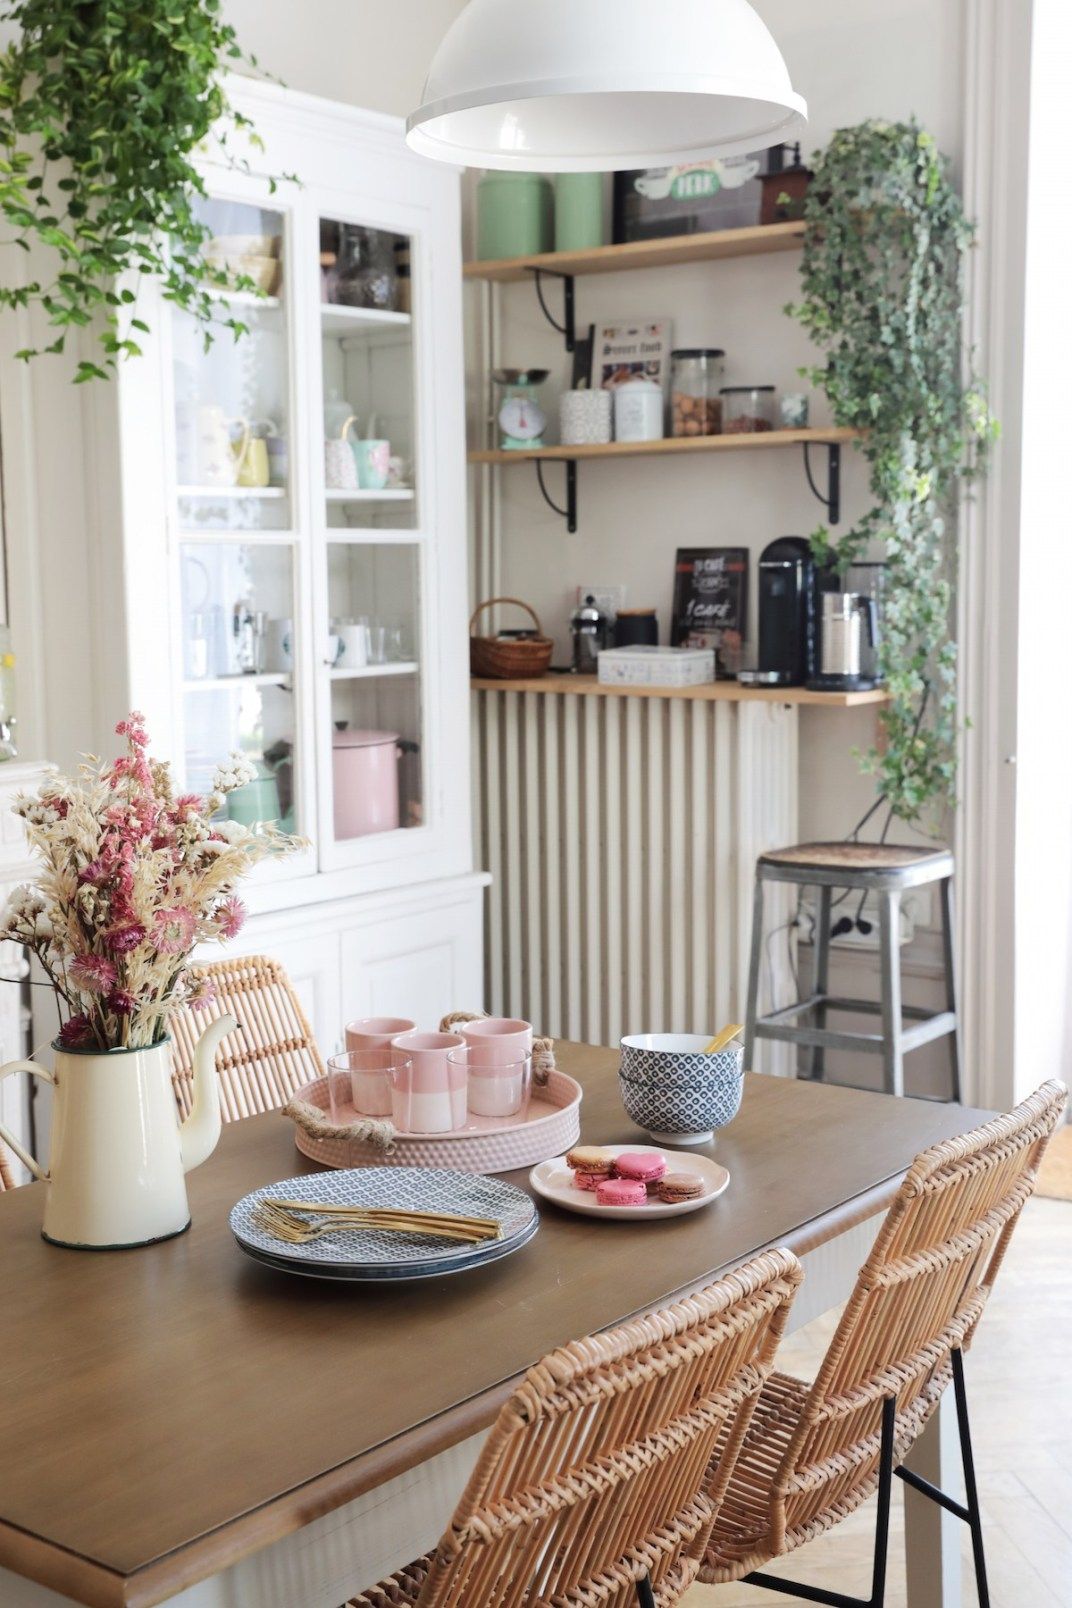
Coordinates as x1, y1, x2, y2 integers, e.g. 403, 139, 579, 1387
745, 841, 960, 1100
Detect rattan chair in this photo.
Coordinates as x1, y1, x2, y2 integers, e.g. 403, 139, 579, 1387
700, 1078, 1067, 1608
170, 954, 326, 1122
348, 1248, 802, 1608
0, 1141, 13, 1191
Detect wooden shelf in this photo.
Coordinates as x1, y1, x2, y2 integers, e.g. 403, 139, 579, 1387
471, 674, 888, 709
463, 220, 806, 283
468, 427, 860, 467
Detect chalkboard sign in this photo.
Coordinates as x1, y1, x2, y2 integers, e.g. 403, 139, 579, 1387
671, 547, 749, 678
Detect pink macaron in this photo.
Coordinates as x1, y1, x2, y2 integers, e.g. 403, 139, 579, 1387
596, 1177, 648, 1208
573, 1169, 612, 1192
613, 1151, 667, 1185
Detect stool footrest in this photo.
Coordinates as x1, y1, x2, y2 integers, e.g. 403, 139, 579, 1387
755, 1008, 957, 1056
762, 993, 944, 1024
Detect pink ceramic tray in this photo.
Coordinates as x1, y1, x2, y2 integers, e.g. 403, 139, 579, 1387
288, 1069, 582, 1175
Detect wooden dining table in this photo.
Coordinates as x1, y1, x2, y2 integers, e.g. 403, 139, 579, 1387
0, 1044, 991, 1608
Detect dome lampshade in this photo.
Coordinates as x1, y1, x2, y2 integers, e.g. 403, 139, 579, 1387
406, 0, 806, 171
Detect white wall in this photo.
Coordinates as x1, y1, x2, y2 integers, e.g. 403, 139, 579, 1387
476, 0, 966, 846
1012, 0, 1072, 1095
221, 0, 465, 115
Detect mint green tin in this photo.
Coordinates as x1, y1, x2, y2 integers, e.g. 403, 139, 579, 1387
554, 173, 605, 252
476, 172, 553, 261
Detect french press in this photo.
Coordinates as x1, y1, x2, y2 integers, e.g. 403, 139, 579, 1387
570, 594, 611, 675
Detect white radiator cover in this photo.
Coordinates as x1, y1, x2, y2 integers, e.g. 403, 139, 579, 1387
472, 690, 798, 1069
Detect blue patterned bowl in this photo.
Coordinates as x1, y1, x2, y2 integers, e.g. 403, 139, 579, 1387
618, 1035, 744, 1145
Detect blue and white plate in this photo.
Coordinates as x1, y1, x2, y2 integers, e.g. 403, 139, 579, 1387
230, 1166, 538, 1280
236, 1214, 540, 1283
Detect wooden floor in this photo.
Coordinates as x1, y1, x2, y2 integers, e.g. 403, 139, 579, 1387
684, 1197, 1072, 1607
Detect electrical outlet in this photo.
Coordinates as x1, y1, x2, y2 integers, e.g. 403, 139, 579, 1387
576, 584, 626, 618
799, 892, 920, 950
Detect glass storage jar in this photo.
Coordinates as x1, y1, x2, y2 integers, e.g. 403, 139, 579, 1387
671, 349, 725, 436
720, 385, 776, 433
335, 226, 399, 310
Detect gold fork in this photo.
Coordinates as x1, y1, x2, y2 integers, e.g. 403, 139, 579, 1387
252, 1200, 498, 1246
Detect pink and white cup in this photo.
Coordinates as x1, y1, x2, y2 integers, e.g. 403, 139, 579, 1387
345, 1017, 415, 1115
462, 1017, 533, 1117
390, 1031, 467, 1134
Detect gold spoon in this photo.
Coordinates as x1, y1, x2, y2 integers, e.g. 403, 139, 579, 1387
703, 1022, 744, 1054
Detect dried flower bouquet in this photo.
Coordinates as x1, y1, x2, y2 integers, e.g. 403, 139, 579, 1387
1, 713, 302, 1050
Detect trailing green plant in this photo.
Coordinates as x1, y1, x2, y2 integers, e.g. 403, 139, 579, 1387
0, 0, 284, 382
789, 119, 996, 827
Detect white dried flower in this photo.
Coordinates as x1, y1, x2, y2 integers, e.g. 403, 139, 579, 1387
212, 753, 257, 794
213, 819, 252, 845
14, 797, 61, 827
2, 884, 44, 924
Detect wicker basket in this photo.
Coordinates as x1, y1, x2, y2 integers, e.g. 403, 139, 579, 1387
469, 597, 554, 679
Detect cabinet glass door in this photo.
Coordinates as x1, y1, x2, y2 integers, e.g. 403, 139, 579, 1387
316, 212, 425, 862
171, 193, 306, 855
174, 197, 291, 533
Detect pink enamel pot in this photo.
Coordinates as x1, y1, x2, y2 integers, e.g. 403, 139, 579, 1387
332, 729, 400, 839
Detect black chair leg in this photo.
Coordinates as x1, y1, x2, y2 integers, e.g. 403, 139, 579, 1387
953, 1348, 991, 1608
635, 1573, 657, 1608
743, 1396, 895, 1608
895, 1349, 991, 1608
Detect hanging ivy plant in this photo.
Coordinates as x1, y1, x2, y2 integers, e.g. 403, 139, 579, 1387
0, 0, 284, 382
789, 120, 996, 828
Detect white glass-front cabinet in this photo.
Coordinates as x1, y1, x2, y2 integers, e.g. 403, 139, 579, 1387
108, 80, 484, 1043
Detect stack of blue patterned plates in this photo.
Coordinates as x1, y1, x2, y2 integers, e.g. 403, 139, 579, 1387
230, 1167, 539, 1283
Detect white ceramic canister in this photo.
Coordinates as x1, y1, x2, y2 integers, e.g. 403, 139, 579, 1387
559, 388, 612, 446
613, 377, 664, 443
332, 729, 401, 839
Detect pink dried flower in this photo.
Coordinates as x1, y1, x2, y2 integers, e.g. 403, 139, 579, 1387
116, 712, 149, 749
58, 1014, 95, 1050
153, 906, 196, 955
185, 975, 217, 1011
69, 953, 118, 995
78, 859, 109, 886
107, 989, 136, 1017
173, 793, 204, 818
215, 896, 246, 941
106, 922, 146, 954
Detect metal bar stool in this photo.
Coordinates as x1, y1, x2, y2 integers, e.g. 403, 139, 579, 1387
744, 842, 960, 1100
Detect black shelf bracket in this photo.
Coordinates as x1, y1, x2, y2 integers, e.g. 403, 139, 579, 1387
802, 441, 842, 526
527, 267, 576, 354
535, 459, 578, 533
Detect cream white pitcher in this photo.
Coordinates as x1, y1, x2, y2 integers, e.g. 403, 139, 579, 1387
0, 1014, 237, 1249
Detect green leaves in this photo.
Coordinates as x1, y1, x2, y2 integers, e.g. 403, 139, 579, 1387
791, 119, 995, 828
0, 0, 284, 377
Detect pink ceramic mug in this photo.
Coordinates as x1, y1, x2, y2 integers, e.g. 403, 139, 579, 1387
390, 1031, 467, 1134
463, 1018, 533, 1117
345, 1017, 415, 1115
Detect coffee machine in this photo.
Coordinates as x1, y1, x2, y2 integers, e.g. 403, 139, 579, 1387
738, 537, 816, 687
806, 563, 886, 692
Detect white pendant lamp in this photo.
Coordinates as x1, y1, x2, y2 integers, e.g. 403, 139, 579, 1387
406, 0, 806, 171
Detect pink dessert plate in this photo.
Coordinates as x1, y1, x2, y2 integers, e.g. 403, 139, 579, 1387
289, 1069, 582, 1175
529, 1144, 730, 1221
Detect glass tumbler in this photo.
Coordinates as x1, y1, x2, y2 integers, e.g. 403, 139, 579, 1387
328, 1048, 398, 1120
449, 1047, 533, 1125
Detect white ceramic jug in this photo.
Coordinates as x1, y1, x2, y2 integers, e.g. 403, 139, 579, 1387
196, 406, 249, 488
0, 1014, 237, 1249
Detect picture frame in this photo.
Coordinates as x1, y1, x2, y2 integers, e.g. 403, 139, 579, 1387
670, 547, 749, 679
595, 317, 673, 398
